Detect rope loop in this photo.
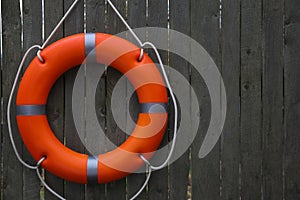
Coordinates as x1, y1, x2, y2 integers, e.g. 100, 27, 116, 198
9, 0, 178, 199
138, 48, 144, 62
37, 49, 45, 63
7, 44, 43, 170
36, 156, 46, 167
35, 157, 66, 200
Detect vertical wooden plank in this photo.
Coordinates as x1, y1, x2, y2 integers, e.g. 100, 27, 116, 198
23, 0, 42, 47
64, 0, 84, 37
105, 76, 128, 195
105, 68, 127, 200
44, 0, 65, 199
284, 0, 300, 199
86, 0, 107, 33
126, 0, 147, 199
220, 0, 241, 199
0, 1, 3, 196
106, 0, 127, 199
86, 0, 107, 199
22, 0, 42, 199
63, 0, 85, 199
147, 0, 169, 199
191, 0, 221, 199
240, 0, 263, 199
1, 0, 23, 199
169, 1, 190, 200
262, 0, 284, 199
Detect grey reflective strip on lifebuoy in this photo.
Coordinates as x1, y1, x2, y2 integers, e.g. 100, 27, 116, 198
16, 105, 46, 116
85, 33, 96, 61
87, 156, 98, 184
140, 103, 168, 113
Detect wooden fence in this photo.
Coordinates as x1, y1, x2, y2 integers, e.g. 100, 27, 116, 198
1, 0, 300, 199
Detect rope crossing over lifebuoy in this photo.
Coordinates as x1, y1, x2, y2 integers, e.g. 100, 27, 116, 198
16, 32, 169, 184
7, 0, 178, 199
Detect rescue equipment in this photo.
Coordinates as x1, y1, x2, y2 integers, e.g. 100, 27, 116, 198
16, 33, 168, 184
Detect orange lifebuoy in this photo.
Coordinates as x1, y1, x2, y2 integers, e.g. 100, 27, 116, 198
16, 33, 168, 184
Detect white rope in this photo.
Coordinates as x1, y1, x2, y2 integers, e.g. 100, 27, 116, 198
41, 0, 80, 50
8, 0, 178, 199
36, 157, 66, 200
106, 1, 179, 198
7, 0, 81, 199
105, 1, 178, 169
139, 42, 178, 171
7, 45, 42, 170
37, 0, 80, 62
129, 165, 152, 200
7, 44, 67, 200
106, 0, 143, 47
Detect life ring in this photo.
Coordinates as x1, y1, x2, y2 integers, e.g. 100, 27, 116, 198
16, 33, 168, 184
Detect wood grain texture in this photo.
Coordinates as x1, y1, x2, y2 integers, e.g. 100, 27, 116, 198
44, 0, 65, 199
284, 0, 300, 199
86, 0, 107, 199
0, 27, 1, 199
105, 68, 127, 200
126, 0, 147, 199
169, 1, 191, 200
63, 0, 85, 199
1, 0, 23, 199
22, 0, 43, 199
147, 0, 169, 199
240, 0, 263, 199
105, 1, 127, 199
191, 0, 221, 199
86, 0, 107, 33
23, 0, 42, 48
220, 0, 241, 199
1, 1, 300, 200
262, 0, 284, 199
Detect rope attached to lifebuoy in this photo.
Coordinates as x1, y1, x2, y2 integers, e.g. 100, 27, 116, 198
7, 0, 178, 199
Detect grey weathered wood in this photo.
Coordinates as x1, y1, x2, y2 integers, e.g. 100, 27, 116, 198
128, 0, 146, 29
22, 0, 43, 199
0, 22, 1, 197
105, 67, 127, 200
0, 89, 1, 198
147, 0, 169, 199
169, 1, 190, 200
240, 0, 263, 199
1, 0, 23, 199
85, 0, 107, 199
284, 0, 300, 199
106, 0, 127, 34
86, 0, 107, 33
262, 0, 284, 199
63, 0, 85, 199
105, 0, 127, 199
86, 64, 107, 200
191, 0, 221, 199
23, 0, 42, 48
64, 68, 86, 200
44, 0, 65, 199
220, 0, 241, 199
2, 1, 300, 200
126, 0, 147, 199
64, 0, 84, 37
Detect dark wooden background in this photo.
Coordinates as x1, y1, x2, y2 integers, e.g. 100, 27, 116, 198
1, 0, 299, 199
